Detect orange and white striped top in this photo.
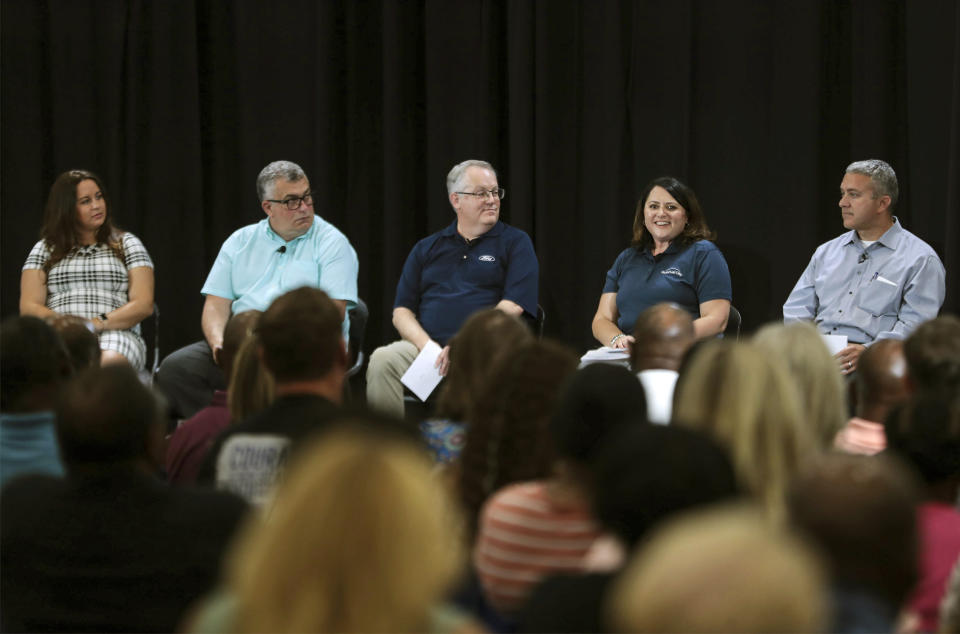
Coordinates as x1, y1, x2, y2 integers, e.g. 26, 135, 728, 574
473, 481, 603, 616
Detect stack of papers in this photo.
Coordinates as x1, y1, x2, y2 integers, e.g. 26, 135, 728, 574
579, 346, 631, 368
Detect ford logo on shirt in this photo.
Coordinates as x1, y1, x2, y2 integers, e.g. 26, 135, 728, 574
479, 255, 496, 262
661, 267, 683, 277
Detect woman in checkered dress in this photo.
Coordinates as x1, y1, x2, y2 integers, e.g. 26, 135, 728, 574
20, 170, 155, 369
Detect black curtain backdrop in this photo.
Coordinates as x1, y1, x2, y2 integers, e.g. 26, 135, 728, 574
3, 0, 958, 360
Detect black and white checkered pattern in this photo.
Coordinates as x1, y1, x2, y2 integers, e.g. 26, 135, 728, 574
23, 233, 154, 369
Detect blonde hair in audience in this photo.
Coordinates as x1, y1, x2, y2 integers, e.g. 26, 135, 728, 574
227, 427, 464, 633
607, 504, 827, 633
673, 341, 816, 524
753, 321, 847, 447
227, 335, 274, 423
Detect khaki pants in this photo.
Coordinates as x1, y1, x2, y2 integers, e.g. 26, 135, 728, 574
365, 340, 419, 418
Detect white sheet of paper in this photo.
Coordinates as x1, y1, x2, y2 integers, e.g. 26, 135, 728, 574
820, 333, 848, 356
400, 341, 444, 401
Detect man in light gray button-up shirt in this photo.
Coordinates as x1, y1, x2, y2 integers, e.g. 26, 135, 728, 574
784, 159, 945, 376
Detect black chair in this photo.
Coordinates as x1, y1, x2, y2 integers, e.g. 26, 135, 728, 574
725, 304, 742, 340
346, 298, 368, 378
138, 302, 160, 385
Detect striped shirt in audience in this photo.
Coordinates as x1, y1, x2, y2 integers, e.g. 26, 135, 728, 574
473, 481, 602, 615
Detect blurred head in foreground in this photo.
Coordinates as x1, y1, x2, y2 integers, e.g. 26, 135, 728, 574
226, 425, 464, 633
608, 504, 827, 633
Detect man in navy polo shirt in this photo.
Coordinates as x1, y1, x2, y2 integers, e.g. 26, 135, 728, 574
366, 159, 538, 418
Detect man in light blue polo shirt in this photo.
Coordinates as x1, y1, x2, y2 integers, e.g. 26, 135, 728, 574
784, 159, 945, 376
366, 159, 538, 418
157, 161, 358, 420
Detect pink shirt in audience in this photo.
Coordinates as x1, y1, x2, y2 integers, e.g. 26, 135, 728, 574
166, 391, 230, 484
908, 502, 960, 633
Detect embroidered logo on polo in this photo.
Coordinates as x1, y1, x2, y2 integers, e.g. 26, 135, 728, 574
479, 255, 496, 262
661, 267, 683, 277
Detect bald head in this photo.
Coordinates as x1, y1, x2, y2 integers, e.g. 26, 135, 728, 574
630, 303, 695, 372
855, 339, 908, 422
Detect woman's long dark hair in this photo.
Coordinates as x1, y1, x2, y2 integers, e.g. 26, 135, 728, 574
457, 340, 579, 540
40, 169, 123, 272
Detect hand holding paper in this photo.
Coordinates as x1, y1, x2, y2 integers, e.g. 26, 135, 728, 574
401, 341, 444, 402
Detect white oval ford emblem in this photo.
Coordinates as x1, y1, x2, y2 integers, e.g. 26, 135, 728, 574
479, 255, 496, 262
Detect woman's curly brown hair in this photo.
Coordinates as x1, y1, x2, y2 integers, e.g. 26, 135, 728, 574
456, 339, 579, 540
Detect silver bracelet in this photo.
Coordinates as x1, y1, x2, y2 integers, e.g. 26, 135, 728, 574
610, 333, 626, 346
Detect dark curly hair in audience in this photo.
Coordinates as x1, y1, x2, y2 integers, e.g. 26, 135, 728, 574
40, 169, 124, 272
436, 309, 533, 421
904, 315, 960, 393
590, 424, 739, 548
550, 363, 648, 465
457, 340, 578, 539
256, 287, 343, 382
631, 176, 716, 250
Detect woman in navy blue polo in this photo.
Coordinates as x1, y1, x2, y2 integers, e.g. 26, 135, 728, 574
592, 177, 732, 348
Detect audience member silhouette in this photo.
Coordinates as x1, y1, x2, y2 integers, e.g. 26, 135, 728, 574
189, 425, 472, 633
608, 504, 827, 633
47, 313, 101, 371
520, 424, 740, 632
196, 287, 348, 505
456, 340, 578, 540
904, 314, 960, 393
754, 321, 847, 448
474, 363, 647, 616
673, 340, 816, 524
885, 392, 960, 632
0, 315, 72, 487
629, 302, 695, 423
0, 365, 248, 632
423, 308, 533, 463
789, 453, 919, 633
834, 338, 909, 454
166, 310, 264, 484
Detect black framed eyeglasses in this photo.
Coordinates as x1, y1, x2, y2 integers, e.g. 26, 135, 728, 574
455, 188, 505, 201
265, 192, 314, 210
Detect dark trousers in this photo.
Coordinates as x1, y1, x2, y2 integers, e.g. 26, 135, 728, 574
156, 341, 226, 420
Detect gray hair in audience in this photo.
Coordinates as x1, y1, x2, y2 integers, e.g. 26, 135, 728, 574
446, 159, 495, 195
256, 160, 307, 201
845, 159, 898, 210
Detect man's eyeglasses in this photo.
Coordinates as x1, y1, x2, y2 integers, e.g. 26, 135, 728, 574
455, 188, 506, 201
265, 192, 314, 210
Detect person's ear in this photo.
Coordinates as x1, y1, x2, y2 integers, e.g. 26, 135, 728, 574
877, 195, 892, 214
261, 199, 272, 216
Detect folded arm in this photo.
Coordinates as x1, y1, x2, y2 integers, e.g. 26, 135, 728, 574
92, 266, 155, 332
